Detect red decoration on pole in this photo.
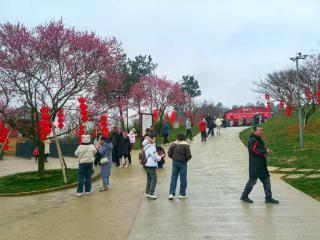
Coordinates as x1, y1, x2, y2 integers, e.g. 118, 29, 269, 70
0, 123, 10, 151
39, 107, 51, 141
279, 100, 285, 110
79, 97, 89, 123
267, 101, 271, 112
305, 88, 312, 102
170, 110, 176, 125
57, 108, 64, 129
153, 109, 159, 121
285, 105, 291, 117
100, 115, 109, 137
165, 114, 169, 121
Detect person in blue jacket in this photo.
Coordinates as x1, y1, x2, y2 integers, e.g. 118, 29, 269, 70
162, 121, 170, 145
98, 136, 113, 191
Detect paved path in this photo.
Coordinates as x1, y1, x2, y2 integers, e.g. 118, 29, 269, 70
128, 127, 320, 240
1, 127, 320, 240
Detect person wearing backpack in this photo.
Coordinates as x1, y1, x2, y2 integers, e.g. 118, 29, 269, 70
168, 133, 192, 200
142, 138, 163, 200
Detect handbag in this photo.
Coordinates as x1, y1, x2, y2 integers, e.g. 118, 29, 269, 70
100, 157, 109, 164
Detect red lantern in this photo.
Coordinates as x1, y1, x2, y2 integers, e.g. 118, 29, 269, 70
305, 88, 312, 102
40, 107, 49, 114
80, 103, 87, 110
171, 111, 176, 125
279, 100, 285, 110
58, 123, 64, 129
153, 109, 159, 121
285, 105, 291, 117
82, 115, 89, 122
79, 97, 86, 104
79, 125, 85, 130
165, 114, 169, 121
100, 115, 107, 122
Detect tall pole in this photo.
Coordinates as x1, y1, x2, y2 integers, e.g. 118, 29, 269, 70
290, 52, 308, 151
296, 59, 304, 150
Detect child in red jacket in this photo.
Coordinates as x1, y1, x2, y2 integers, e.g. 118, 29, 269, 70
33, 147, 39, 162
199, 119, 207, 142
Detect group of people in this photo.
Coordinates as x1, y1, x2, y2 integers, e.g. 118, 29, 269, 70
94, 127, 137, 169
199, 114, 223, 142
73, 120, 279, 205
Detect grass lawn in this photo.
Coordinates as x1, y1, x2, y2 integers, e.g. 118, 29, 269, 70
133, 126, 199, 150
239, 110, 320, 200
0, 169, 78, 194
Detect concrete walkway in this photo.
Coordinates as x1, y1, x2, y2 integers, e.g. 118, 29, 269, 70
0, 127, 320, 240
128, 127, 320, 240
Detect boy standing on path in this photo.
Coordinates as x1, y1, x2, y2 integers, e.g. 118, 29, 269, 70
142, 138, 163, 199
168, 134, 192, 200
240, 126, 279, 204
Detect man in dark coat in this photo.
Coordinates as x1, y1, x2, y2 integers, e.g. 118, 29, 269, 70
206, 114, 215, 137
240, 126, 279, 204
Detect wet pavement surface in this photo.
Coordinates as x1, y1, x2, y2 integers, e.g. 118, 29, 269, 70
1, 127, 320, 240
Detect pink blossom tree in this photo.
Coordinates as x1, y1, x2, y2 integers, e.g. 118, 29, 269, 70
0, 21, 123, 174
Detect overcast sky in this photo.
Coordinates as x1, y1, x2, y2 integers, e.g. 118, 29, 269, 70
1, 0, 320, 107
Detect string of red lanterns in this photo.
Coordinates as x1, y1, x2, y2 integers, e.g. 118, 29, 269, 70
0, 122, 10, 152
170, 110, 176, 125
79, 97, 89, 122
100, 115, 109, 137
153, 109, 159, 121
57, 108, 64, 129
39, 107, 51, 141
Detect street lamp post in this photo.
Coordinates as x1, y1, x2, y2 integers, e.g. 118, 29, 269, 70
290, 52, 308, 151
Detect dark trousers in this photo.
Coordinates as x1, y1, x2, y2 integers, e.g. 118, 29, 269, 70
201, 131, 207, 141
242, 176, 272, 199
169, 160, 187, 196
163, 133, 169, 144
112, 147, 119, 165
186, 129, 192, 140
94, 152, 101, 166
207, 127, 214, 136
146, 167, 157, 195
77, 163, 93, 193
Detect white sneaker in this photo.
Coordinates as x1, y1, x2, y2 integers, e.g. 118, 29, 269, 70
168, 194, 174, 200
119, 165, 122, 169
76, 193, 83, 197
147, 195, 157, 199
179, 195, 188, 199
124, 164, 128, 168
85, 192, 91, 195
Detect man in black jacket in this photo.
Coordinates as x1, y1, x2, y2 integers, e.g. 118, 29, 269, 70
240, 126, 279, 204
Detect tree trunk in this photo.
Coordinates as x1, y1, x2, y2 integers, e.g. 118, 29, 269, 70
119, 107, 125, 130
38, 142, 45, 176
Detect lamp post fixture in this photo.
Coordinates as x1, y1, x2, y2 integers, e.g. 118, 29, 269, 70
290, 52, 308, 150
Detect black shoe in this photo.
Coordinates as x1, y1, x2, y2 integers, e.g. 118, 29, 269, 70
240, 196, 253, 203
265, 198, 279, 204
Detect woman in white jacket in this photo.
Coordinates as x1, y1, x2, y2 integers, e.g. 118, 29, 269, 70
215, 117, 223, 135
75, 135, 97, 196
142, 138, 162, 199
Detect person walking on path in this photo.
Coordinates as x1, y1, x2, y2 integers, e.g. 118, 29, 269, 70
206, 114, 215, 137
75, 135, 97, 196
185, 117, 193, 141
168, 134, 192, 200
162, 121, 170, 145
143, 138, 163, 199
215, 116, 223, 135
117, 131, 130, 168
240, 126, 279, 204
111, 127, 120, 166
128, 128, 136, 165
98, 136, 113, 191
199, 118, 207, 142
94, 131, 102, 167
33, 147, 39, 162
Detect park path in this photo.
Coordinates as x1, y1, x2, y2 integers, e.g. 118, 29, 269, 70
0, 127, 320, 240
128, 127, 320, 240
